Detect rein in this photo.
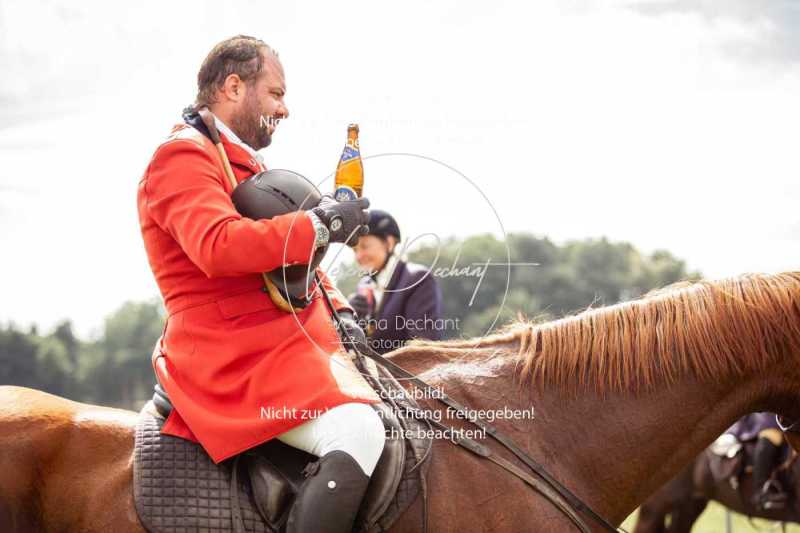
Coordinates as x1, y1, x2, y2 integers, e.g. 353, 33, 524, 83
315, 273, 625, 533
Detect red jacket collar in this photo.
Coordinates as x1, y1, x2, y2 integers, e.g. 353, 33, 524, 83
218, 131, 265, 174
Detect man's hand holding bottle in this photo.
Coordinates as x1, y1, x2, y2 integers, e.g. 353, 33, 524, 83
310, 196, 370, 246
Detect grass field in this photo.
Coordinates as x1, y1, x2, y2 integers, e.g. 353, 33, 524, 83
621, 502, 800, 532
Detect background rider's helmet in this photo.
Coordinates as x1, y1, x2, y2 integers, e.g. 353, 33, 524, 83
366, 209, 401, 242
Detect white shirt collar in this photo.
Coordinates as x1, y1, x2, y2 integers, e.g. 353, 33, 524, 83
213, 114, 265, 166
373, 251, 401, 307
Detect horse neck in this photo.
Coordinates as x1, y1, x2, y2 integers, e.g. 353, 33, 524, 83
535, 373, 748, 525
389, 344, 800, 528
519, 359, 800, 526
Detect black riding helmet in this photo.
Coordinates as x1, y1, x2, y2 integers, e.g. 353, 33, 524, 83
231, 169, 326, 307
367, 209, 401, 241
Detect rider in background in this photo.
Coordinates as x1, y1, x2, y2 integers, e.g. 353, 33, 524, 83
729, 412, 789, 510
751, 416, 789, 510
349, 210, 443, 354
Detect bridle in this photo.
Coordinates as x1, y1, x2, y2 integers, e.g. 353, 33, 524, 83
316, 274, 626, 533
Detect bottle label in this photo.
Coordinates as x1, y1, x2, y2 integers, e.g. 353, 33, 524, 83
334, 185, 358, 202
339, 143, 360, 163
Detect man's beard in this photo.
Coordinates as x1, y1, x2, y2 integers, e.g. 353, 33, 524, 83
229, 93, 272, 150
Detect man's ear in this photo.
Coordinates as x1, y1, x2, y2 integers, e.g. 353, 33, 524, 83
220, 73, 244, 103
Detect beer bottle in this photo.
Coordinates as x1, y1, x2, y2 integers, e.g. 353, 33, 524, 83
334, 124, 364, 201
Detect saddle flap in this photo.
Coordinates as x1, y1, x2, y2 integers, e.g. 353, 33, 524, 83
356, 402, 406, 529
706, 436, 746, 489
357, 359, 434, 532
246, 454, 293, 530
708, 450, 744, 485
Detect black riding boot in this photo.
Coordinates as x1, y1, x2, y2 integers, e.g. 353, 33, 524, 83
285, 450, 370, 533
751, 436, 786, 510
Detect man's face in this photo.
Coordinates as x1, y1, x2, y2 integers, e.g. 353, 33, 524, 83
230, 51, 289, 150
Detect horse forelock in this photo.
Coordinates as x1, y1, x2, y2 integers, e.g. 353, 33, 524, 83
396, 271, 800, 395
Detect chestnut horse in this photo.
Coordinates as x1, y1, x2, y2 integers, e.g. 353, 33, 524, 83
2, 271, 800, 532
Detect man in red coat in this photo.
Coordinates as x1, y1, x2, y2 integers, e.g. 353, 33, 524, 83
137, 35, 385, 533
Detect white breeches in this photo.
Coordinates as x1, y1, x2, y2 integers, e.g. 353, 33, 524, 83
275, 402, 386, 476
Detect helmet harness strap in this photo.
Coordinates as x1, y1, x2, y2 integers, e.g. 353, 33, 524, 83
196, 105, 300, 313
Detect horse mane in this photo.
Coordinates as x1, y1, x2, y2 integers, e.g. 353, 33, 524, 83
396, 272, 800, 395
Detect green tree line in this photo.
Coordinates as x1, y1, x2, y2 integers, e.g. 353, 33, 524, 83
337, 233, 699, 338
0, 233, 698, 409
0, 300, 165, 409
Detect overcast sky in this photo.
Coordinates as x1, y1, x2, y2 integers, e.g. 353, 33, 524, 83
0, 0, 797, 338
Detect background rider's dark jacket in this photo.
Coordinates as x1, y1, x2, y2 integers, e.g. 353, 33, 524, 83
365, 260, 443, 354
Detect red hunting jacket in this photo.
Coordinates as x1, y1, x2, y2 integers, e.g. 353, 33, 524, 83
137, 122, 380, 463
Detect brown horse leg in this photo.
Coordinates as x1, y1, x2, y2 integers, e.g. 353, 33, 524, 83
634, 496, 708, 533
633, 493, 707, 533
634, 464, 702, 533
634, 500, 670, 533
665, 498, 707, 533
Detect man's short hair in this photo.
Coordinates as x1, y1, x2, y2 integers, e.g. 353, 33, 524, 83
196, 35, 275, 106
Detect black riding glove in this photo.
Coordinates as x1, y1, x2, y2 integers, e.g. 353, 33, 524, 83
348, 293, 371, 322
312, 196, 370, 246
337, 310, 367, 351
